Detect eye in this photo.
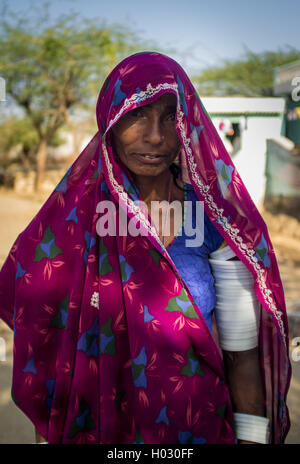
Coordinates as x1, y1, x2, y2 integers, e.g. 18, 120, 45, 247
165, 112, 176, 122
130, 108, 144, 118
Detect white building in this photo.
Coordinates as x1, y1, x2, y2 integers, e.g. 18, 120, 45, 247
202, 97, 286, 207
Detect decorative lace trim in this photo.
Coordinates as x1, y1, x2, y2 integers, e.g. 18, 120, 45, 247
102, 83, 178, 250
105, 83, 178, 133
175, 109, 286, 343
101, 82, 286, 343
90, 291, 99, 309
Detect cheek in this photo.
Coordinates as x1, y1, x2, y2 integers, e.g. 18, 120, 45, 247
166, 127, 181, 151
113, 126, 141, 154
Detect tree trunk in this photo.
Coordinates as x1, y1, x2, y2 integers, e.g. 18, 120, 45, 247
35, 139, 48, 192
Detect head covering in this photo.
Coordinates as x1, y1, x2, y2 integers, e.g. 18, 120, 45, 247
0, 52, 291, 444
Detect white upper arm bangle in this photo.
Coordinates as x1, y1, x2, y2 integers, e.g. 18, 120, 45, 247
209, 246, 260, 351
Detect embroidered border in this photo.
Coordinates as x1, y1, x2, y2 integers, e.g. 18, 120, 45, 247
175, 109, 286, 343
102, 83, 178, 250
101, 81, 286, 343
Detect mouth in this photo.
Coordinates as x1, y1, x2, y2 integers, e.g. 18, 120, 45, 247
132, 153, 167, 165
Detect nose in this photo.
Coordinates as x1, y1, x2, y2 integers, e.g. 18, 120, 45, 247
143, 115, 164, 146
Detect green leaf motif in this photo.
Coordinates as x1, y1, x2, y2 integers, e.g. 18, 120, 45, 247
256, 248, 266, 261
50, 295, 69, 329
221, 164, 230, 181
148, 249, 162, 266
67, 398, 96, 439
99, 238, 113, 276
11, 387, 19, 405
132, 362, 145, 381
214, 403, 226, 418
164, 289, 199, 319
180, 347, 205, 377
34, 226, 63, 262
115, 390, 126, 412
99, 316, 116, 355
132, 426, 145, 444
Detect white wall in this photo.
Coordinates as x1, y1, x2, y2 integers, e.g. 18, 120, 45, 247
211, 115, 283, 206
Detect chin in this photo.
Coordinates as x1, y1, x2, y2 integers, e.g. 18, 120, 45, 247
130, 165, 168, 178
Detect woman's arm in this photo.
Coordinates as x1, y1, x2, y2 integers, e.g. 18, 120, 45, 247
209, 250, 269, 444
222, 347, 265, 444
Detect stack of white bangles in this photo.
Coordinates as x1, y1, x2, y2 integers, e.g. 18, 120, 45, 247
209, 245, 270, 444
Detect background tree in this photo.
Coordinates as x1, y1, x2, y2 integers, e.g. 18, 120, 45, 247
0, 2, 147, 190
193, 45, 300, 97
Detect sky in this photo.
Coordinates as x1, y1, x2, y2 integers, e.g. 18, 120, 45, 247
6, 0, 300, 74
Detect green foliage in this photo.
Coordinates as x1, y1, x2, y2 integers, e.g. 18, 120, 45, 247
192, 46, 300, 96
0, 1, 146, 151
0, 116, 66, 166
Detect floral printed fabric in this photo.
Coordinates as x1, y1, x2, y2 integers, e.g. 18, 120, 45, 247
0, 52, 290, 443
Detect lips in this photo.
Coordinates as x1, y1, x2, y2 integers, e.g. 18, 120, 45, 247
132, 153, 167, 164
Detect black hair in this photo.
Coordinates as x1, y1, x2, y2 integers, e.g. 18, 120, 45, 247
169, 163, 191, 192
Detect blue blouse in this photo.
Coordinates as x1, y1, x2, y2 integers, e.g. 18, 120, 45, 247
167, 185, 224, 331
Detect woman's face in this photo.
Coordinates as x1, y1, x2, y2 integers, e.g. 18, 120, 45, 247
111, 93, 181, 178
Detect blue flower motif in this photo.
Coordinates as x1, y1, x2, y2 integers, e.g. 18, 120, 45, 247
84, 231, 96, 265
55, 167, 71, 193
97, 157, 101, 174
155, 406, 169, 425
178, 431, 206, 444
144, 305, 154, 323
215, 159, 234, 196
112, 79, 126, 106
77, 317, 99, 357
76, 409, 89, 429
132, 346, 147, 388
190, 123, 204, 143
189, 358, 200, 375
60, 306, 68, 328
22, 358, 37, 375
133, 369, 147, 388
176, 75, 188, 116
16, 262, 26, 279
175, 297, 192, 314
100, 180, 110, 194
66, 207, 78, 224
46, 379, 56, 409
133, 346, 147, 365
119, 254, 134, 283
254, 233, 271, 268
40, 238, 55, 257
100, 333, 114, 354
121, 173, 139, 200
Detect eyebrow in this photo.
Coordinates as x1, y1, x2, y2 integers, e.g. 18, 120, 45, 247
143, 103, 177, 112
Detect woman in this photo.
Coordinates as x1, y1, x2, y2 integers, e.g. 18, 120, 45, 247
0, 52, 291, 444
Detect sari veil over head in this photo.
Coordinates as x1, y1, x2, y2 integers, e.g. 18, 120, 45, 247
0, 52, 291, 444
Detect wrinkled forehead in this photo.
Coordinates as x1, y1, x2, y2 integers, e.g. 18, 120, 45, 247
96, 52, 193, 134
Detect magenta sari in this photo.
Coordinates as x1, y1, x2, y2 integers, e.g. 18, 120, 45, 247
0, 52, 291, 444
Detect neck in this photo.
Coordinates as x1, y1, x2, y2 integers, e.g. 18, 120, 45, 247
132, 170, 174, 204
